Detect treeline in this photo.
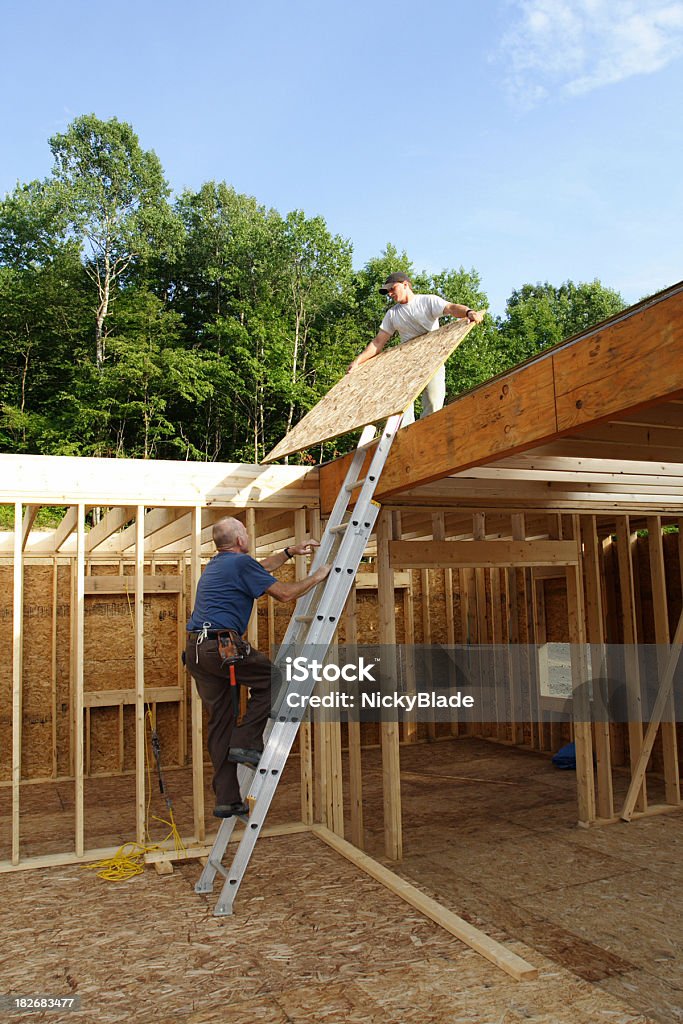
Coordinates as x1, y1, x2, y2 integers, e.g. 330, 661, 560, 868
0, 114, 627, 464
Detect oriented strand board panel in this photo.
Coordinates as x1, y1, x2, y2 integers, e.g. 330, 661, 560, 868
319, 356, 557, 512
263, 319, 475, 462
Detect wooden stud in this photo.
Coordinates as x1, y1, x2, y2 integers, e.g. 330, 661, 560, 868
12, 503, 23, 865
489, 565, 506, 742
646, 516, 680, 805
135, 505, 146, 845
177, 557, 187, 766
190, 506, 205, 842
300, 508, 316, 826
615, 516, 647, 813
402, 574, 418, 744
74, 505, 85, 857
580, 516, 614, 819
345, 585, 364, 849
51, 556, 58, 779
377, 510, 402, 861
566, 517, 595, 824
531, 576, 551, 751
505, 518, 524, 747
420, 563, 435, 741
473, 513, 493, 736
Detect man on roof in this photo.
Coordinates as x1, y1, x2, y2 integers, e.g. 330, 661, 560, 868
347, 272, 485, 424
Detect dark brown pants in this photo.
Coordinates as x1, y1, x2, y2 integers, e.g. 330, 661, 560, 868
185, 637, 277, 805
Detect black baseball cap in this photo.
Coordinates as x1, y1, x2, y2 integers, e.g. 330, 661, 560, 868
379, 272, 412, 295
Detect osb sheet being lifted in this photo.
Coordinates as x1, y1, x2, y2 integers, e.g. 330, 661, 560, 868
263, 318, 475, 462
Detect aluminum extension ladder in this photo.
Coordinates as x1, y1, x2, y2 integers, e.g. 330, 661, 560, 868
195, 412, 403, 915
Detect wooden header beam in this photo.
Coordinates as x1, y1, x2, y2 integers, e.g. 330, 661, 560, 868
319, 283, 683, 513
389, 539, 579, 569
0, 454, 318, 509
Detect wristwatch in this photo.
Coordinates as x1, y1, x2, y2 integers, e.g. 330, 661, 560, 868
283, 547, 293, 559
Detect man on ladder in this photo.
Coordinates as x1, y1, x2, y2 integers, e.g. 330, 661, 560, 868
185, 516, 330, 819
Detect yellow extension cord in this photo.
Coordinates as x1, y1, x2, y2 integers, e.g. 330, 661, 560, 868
84, 708, 187, 882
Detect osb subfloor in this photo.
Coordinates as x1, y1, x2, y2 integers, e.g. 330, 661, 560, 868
0, 737, 680, 1024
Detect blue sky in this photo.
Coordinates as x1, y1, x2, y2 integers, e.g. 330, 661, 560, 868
2, 0, 682, 315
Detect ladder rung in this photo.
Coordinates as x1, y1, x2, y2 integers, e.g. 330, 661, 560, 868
329, 524, 347, 534
208, 857, 230, 879
345, 476, 370, 492
295, 615, 314, 623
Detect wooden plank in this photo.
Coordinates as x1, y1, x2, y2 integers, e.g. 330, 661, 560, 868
390, 539, 579, 569
402, 573, 418, 744
135, 507, 146, 845
48, 505, 79, 553
300, 508, 316, 827
620, 607, 683, 820
566, 520, 596, 825
553, 286, 683, 431
176, 557, 187, 766
85, 506, 135, 551
646, 516, 680, 806
51, 557, 58, 778
117, 507, 186, 551
246, 508, 259, 651
264, 319, 475, 461
11, 504, 23, 864
74, 505, 85, 857
82, 687, 183, 708
345, 585, 364, 849
189, 506, 205, 842
377, 510, 402, 861
83, 576, 183, 594
420, 541, 435, 742
353, 571, 411, 589
312, 826, 539, 981
0, 453, 318, 508
512, 514, 537, 748
580, 515, 614, 819
21, 505, 39, 549
490, 565, 506, 742
615, 516, 647, 813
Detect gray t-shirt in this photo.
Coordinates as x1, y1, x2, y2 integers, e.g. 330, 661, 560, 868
380, 293, 449, 342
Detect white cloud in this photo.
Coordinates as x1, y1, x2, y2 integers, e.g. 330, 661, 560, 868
500, 0, 683, 106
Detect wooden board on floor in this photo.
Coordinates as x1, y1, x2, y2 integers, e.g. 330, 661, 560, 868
263, 319, 474, 462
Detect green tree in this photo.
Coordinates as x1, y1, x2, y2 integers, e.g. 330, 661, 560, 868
49, 114, 180, 366
0, 181, 91, 454
498, 279, 626, 365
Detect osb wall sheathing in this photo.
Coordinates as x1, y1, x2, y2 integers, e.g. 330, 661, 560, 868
0, 562, 182, 785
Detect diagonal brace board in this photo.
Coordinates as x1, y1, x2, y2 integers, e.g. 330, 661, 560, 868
620, 607, 683, 821
263, 319, 475, 462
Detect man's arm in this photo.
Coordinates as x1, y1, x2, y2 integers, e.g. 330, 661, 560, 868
347, 329, 393, 373
443, 303, 485, 323
260, 540, 319, 573
266, 563, 332, 603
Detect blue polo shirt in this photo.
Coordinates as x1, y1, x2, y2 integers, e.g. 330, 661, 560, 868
186, 552, 277, 635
